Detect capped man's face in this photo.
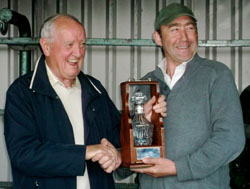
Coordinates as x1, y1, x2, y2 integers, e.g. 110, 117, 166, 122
156, 15, 198, 65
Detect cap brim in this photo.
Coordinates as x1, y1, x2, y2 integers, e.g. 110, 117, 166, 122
156, 13, 197, 30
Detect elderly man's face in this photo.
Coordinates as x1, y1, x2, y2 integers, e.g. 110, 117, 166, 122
42, 17, 86, 84
155, 16, 198, 66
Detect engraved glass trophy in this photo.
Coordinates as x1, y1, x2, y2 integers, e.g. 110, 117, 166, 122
131, 91, 154, 146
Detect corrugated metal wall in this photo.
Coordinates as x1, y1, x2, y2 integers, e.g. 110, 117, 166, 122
1, 0, 250, 185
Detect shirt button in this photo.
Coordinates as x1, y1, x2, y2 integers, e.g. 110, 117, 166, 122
92, 108, 95, 112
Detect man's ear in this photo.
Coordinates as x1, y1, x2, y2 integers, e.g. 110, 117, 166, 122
39, 38, 50, 56
153, 31, 163, 46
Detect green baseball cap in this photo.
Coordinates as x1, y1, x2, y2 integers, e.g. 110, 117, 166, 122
154, 3, 197, 30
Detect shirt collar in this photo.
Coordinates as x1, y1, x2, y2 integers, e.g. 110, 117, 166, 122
157, 58, 190, 75
157, 57, 193, 89
45, 62, 79, 89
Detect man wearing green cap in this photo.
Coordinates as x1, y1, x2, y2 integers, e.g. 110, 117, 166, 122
131, 3, 245, 188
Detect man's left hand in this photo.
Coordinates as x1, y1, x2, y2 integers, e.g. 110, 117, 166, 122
144, 95, 167, 122
131, 157, 176, 178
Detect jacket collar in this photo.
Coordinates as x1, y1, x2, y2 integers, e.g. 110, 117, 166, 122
29, 55, 102, 100
29, 55, 57, 97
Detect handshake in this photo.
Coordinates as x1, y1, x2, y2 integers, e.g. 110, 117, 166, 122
84, 95, 167, 173
85, 138, 121, 173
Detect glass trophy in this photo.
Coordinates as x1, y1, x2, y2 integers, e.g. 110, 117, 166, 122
131, 91, 154, 146
120, 79, 165, 168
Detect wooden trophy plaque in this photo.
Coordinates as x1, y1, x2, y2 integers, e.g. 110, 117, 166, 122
120, 79, 165, 169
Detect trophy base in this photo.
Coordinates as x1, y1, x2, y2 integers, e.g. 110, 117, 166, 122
130, 163, 154, 169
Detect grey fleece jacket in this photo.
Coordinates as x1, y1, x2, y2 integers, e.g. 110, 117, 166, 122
139, 54, 245, 189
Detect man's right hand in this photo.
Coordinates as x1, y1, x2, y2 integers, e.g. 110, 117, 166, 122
86, 138, 121, 173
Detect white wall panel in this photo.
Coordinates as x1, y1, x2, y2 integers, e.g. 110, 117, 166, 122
0, 117, 12, 181
91, 0, 107, 90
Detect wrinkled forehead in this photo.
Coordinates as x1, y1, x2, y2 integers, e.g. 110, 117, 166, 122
45, 17, 84, 41
167, 15, 196, 26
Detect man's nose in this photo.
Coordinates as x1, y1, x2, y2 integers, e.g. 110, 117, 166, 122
73, 45, 82, 57
180, 30, 188, 41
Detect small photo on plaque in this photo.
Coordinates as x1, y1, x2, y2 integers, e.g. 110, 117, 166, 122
136, 147, 160, 160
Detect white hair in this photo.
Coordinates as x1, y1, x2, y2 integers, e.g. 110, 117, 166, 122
40, 14, 82, 42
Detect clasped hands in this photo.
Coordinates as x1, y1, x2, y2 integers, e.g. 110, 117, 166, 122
86, 138, 121, 173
